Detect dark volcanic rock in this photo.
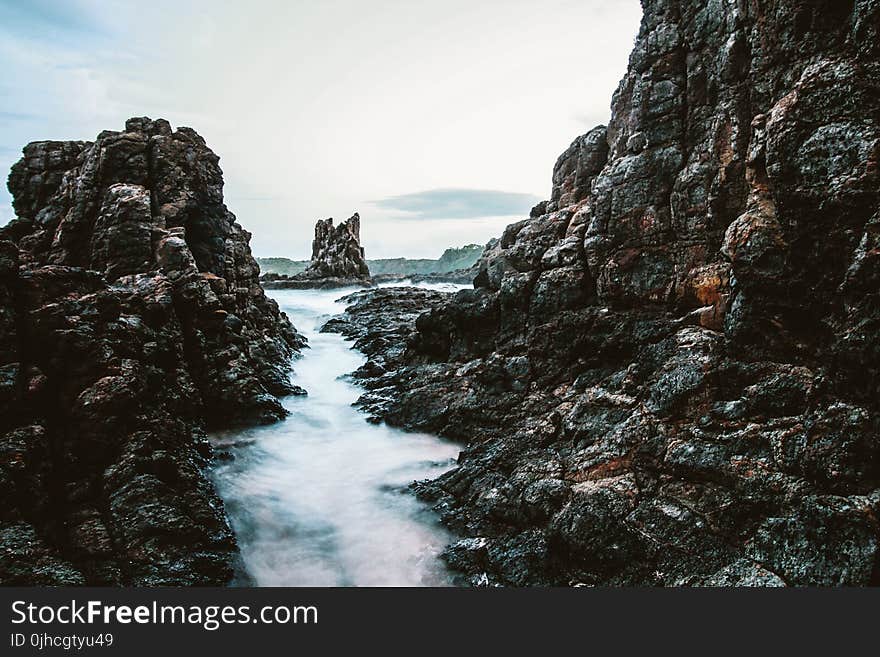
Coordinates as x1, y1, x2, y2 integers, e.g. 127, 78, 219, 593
325, 2, 880, 586
0, 117, 304, 585
265, 213, 372, 289
321, 287, 452, 403
307, 213, 370, 280
371, 270, 476, 286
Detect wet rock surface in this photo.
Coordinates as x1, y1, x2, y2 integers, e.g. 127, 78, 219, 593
0, 118, 304, 585
325, 2, 880, 586
265, 213, 372, 289
371, 270, 477, 286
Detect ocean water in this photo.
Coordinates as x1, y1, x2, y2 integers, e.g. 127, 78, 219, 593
210, 282, 466, 586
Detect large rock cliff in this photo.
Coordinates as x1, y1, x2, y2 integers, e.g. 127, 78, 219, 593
0, 118, 304, 584
328, 1, 880, 585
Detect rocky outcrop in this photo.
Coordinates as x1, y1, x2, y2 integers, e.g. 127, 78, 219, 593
372, 271, 474, 285
265, 213, 372, 289
322, 287, 453, 384
307, 213, 370, 279
326, 2, 880, 586
0, 117, 304, 585
259, 244, 484, 284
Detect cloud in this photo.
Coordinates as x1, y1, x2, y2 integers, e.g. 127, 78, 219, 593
0, 0, 643, 253
372, 188, 541, 220
0, 0, 105, 43
0, 111, 42, 122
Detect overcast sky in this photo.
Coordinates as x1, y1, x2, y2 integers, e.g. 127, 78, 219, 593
0, 0, 642, 259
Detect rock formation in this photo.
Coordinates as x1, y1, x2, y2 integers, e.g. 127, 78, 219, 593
258, 243, 483, 284
307, 213, 370, 279
0, 117, 304, 585
264, 213, 372, 289
326, 1, 880, 586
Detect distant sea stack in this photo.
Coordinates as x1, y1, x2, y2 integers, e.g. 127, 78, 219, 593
258, 243, 484, 284
0, 117, 305, 585
307, 213, 371, 280
263, 212, 373, 289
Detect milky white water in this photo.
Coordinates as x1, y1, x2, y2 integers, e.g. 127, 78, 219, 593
210, 282, 465, 586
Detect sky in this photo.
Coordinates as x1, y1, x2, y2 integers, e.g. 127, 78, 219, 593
0, 0, 642, 259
